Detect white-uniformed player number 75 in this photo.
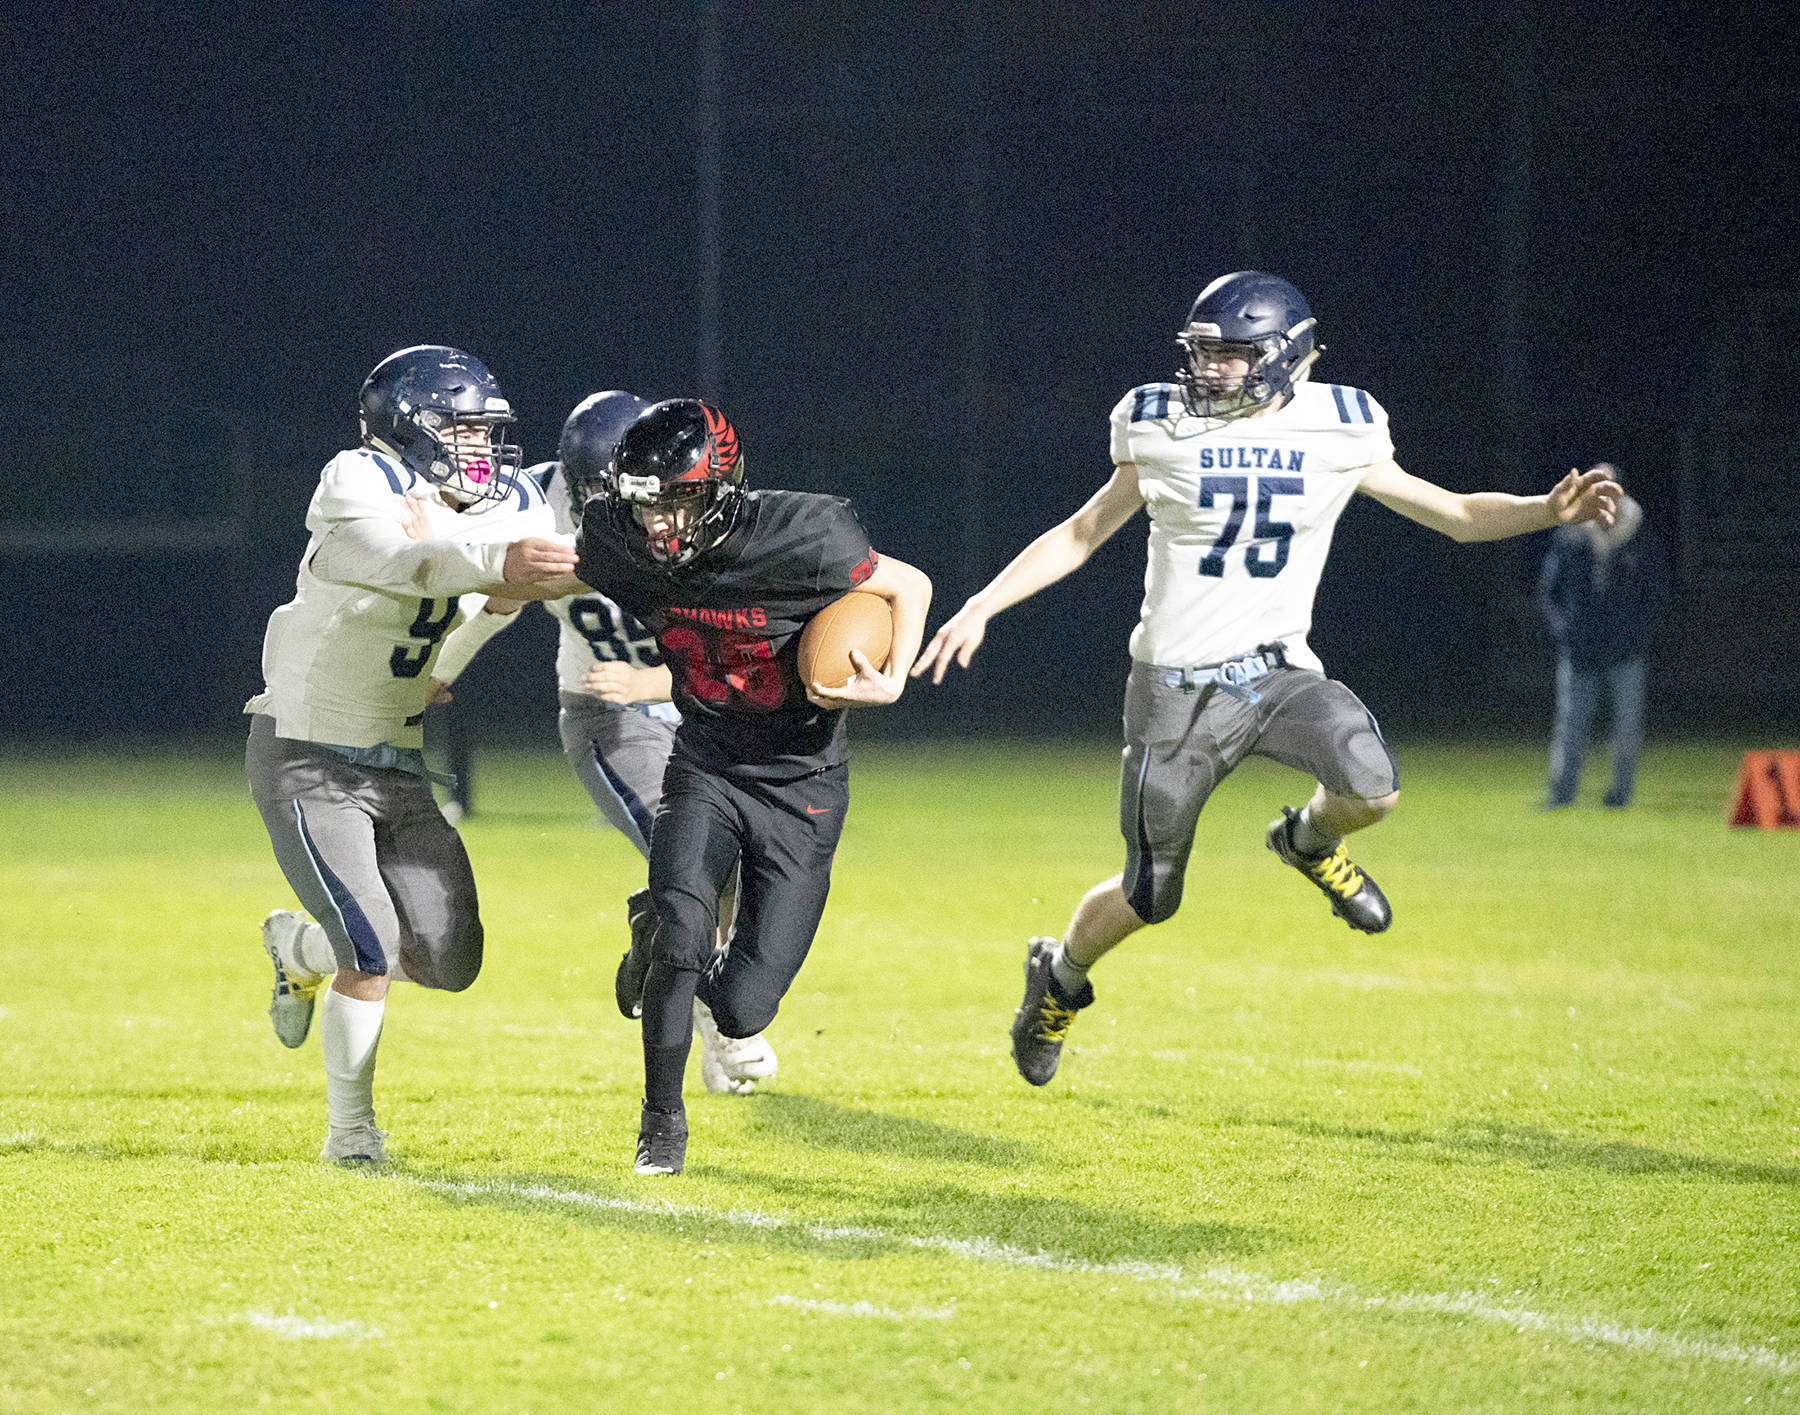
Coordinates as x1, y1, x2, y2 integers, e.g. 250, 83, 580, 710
1197, 475, 1304, 578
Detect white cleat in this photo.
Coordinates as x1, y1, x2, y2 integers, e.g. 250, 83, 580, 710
692, 998, 778, 1095
319, 1124, 388, 1167
260, 910, 327, 1049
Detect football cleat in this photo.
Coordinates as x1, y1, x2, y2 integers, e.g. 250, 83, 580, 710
1266, 807, 1392, 934
260, 910, 328, 1049
634, 1104, 687, 1175
616, 888, 657, 1019
319, 1124, 388, 1167
692, 999, 778, 1095
1010, 937, 1093, 1087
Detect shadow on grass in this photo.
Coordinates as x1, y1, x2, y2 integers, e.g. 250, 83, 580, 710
697, 1163, 1271, 1262
1260, 1116, 1800, 1187
737, 1092, 1037, 1169
404, 1160, 1272, 1269
5, 1130, 1276, 1265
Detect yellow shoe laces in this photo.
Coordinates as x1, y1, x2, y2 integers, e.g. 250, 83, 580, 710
1035, 995, 1080, 1044
1307, 843, 1365, 898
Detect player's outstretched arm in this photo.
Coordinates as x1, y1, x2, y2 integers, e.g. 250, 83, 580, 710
585, 661, 675, 705
912, 462, 1143, 684
806, 553, 933, 709
1357, 461, 1621, 543
429, 594, 528, 703
479, 538, 589, 600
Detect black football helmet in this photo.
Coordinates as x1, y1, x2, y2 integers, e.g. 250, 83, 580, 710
606, 399, 744, 567
558, 390, 650, 526
1175, 272, 1322, 421
358, 346, 523, 509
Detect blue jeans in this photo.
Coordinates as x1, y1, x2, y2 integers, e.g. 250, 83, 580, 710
1547, 655, 1646, 807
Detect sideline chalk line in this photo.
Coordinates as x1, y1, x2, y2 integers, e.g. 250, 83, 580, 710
238, 1310, 382, 1341
768, 1295, 955, 1321
412, 1176, 1794, 1375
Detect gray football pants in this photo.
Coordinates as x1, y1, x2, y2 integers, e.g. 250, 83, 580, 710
1120, 662, 1399, 925
245, 714, 482, 989
556, 694, 679, 859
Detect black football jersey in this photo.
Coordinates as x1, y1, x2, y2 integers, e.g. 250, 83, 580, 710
574, 490, 878, 780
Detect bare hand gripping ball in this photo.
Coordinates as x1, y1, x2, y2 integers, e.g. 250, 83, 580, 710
797, 592, 893, 688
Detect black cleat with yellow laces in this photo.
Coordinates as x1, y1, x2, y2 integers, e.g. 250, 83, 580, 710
1010, 937, 1094, 1086
1267, 807, 1392, 934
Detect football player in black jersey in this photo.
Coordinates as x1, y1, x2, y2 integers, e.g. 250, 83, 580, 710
490, 398, 932, 1175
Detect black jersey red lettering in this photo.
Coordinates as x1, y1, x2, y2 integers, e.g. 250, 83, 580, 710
574, 490, 876, 780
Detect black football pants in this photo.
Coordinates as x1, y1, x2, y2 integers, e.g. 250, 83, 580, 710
639, 755, 848, 1101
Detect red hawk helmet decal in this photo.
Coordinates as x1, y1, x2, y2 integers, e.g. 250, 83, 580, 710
703, 402, 740, 477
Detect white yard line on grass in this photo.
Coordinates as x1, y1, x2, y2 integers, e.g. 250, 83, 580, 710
414, 1177, 1796, 1375
1300, 1057, 1426, 1077
239, 1310, 381, 1341
769, 1295, 955, 1321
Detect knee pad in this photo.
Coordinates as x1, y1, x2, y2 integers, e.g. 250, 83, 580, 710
1140, 867, 1185, 925
706, 990, 777, 1040
401, 922, 483, 993
1123, 849, 1184, 925
650, 892, 718, 973
1332, 714, 1400, 799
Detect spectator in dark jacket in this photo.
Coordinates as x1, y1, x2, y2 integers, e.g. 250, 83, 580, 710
1538, 465, 1668, 808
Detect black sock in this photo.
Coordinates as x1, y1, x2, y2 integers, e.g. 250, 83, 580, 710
641, 958, 700, 1111
643, 1047, 690, 1114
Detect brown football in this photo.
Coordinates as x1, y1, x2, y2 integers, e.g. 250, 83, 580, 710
797, 591, 893, 688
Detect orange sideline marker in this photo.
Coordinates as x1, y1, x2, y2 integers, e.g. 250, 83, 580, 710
1728, 750, 1800, 829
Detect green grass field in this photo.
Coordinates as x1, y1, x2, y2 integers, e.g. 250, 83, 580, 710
2, 739, 1797, 1413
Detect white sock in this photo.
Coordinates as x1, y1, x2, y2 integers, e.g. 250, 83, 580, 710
1292, 807, 1341, 857
1050, 943, 1091, 997
283, 920, 337, 980
320, 988, 385, 1132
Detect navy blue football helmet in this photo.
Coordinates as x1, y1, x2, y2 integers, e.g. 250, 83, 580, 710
606, 399, 744, 567
358, 346, 522, 509
558, 390, 650, 526
1175, 272, 1322, 420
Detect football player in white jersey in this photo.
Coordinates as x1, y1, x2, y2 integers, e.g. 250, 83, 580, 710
913, 272, 1621, 1088
430, 390, 778, 1096
245, 345, 574, 1163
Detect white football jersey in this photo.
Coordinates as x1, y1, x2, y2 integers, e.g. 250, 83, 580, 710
246, 448, 556, 748
1109, 380, 1394, 672
536, 465, 676, 717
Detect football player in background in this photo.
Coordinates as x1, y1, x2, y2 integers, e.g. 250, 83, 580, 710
429, 390, 778, 1094
246, 345, 573, 1164
490, 398, 933, 1174
913, 271, 1621, 1088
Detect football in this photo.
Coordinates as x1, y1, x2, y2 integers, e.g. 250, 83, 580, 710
797, 591, 893, 687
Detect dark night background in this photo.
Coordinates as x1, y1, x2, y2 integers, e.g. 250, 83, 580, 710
4, 2, 1796, 750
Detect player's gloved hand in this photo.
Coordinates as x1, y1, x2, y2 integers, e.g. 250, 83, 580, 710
911, 602, 990, 684
810, 649, 904, 709
428, 680, 453, 705
1548, 465, 1622, 528
585, 662, 665, 706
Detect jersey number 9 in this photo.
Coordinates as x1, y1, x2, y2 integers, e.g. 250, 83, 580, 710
390, 597, 460, 678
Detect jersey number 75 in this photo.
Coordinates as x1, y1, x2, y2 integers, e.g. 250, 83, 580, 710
1197, 476, 1303, 579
